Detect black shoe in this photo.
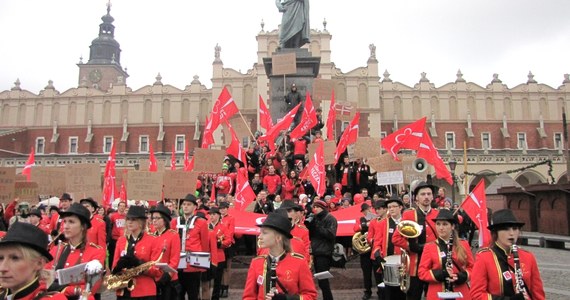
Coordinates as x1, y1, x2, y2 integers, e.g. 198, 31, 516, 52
220, 285, 228, 298
361, 291, 372, 300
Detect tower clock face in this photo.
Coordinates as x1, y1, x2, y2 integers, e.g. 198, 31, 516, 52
89, 69, 102, 83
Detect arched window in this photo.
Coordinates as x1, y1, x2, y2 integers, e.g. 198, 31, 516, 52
335, 82, 346, 101
120, 100, 129, 120
103, 100, 111, 124
358, 83, 368, 108
485, 97, 494, 120
51, 102, 60, 123
68, 101, 77, 125
449, 96, 458, 119
86, 101, 94, 123
412, 96, 421, 119
181, 99, 190, 122
430, 96, 440, 119
243, 85, 254, 109
34, 103, 43, 126
17, 103, 26, 126
162, 99, 171, 122
144, 99, 152, 123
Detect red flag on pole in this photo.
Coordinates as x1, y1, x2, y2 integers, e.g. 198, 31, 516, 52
183, 140, 192, 171
381, 117, 427, 160
22, 146, 35, 182
202, 116, 215, 149
170, 143, 176, 171
119, 176, 127, 203
234, 168, 257, 211
460, 180, 492, 247
210, 87, 239, 133
333, 112, 360, 164
307, 141, 326, 196
149, 143, 158, 172
417, 129, 453, 184
225, 122, 248, 166
290, 92, 317, 139
259, 103, 301, 149
326, 89, 336, 140
259, 95, 273, 131
102, 141, 117, 207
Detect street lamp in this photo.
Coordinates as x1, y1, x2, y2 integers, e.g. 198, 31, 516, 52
448, 158, 457, 203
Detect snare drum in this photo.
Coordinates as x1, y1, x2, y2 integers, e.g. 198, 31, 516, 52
382, 255, 401, 287
188, 251, 211, 269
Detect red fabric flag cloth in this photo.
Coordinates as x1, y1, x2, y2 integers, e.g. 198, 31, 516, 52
417, 129, 453, 184
307, 141, 326, 196
229, 209, 265, 236
170, 144, 176, 171
183, 140, 193, 171
326, 89, 336, 140
259, 95, 273, 131
209, 87, 239, 133
381, 117, 427, 160
149, 143, 158, 172
201, 116, 215, 149
102, 141, 117, 207
290, 92, 317, 139
234, 168, 257, 211
333, 111, 360, 164
225, 122, 248, 167
460, 180, 492, 247
119, 176, 127, 203
259, 103, 301, 148
329, 203, 371, 236
22, 146, 35, 182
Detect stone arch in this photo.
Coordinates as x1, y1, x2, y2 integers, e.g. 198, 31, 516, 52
162, 99, 171, 122
181, 99, 190, 122
51, 102, 60, 123
412, 96, 421, 119
467, 96, 476, 119
34, 103, 43, 126
1, 104, 9, 125
521, 98, 530, 119
120, 100, 129, 120
200, 98, 209, 120
310, 40, 321, 56
143, 99, 152, 123
449, 96, 458, 119
68, 101, 77, 125
557, 173, 568, 184
504, 97, 513, 118
17, 103, 26, 126
85, 101, 94, 123
394, 96, 403, 120
430, 96, 440, 119
358, 83, 368, 108
485, 97, 494, 120
335, 82, 346, 101
539, 97, 548, 119
102, 100, 111, 124
243, 84, 254, 109
468, 170, 498, 193
514, 170, 546, 187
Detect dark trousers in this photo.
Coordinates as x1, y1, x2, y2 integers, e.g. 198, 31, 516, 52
108, 239, 117, 269
314, 255, 334, 300
406, 276, 426, 300
385, 286, 406, 300
360, 253, 374, 294
212, 262, 226, 300
178, 271, 201, 300
157, 279, 180, 299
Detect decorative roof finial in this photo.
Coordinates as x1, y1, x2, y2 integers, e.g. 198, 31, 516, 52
382, 70, 392, 82
154, 73, 163, 85
419, 72, 429, 82
491, 73, 502, 83
527, 71, 537, 84
260, 19, 265, 32
11, 78, 21, 91
564, 74, 570, 84
323, 18, 327, 31
45, 80, 55, 90
107, 0, 112, 14
456, 69, 465, 82
214, 43, 222, 63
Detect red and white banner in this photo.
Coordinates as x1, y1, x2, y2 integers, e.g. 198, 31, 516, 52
102, 141, 117, 206
307, 141, 325, 196
326, 90, 336, 140
289, 92, 317, 139
417, 129, 453, 184
381, 117, 426, 160
148, 143, 158, 172
334, 111, 360, 164
259, 95, 273, 131
234, 168, 256, 211
22, 146, 35, 182
460, 180, 492, 247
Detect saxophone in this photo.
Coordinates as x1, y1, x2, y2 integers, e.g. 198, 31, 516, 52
512, 244, 531, 300
105, 247, 166, 293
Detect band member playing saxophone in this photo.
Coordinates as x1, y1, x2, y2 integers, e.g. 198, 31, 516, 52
470, 209, 545, 300
418, 209, 473, 299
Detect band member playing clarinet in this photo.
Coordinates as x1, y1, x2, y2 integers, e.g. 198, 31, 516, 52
418, 209, 474, 299
471, 209, 545, 300
243, 212, 317, 300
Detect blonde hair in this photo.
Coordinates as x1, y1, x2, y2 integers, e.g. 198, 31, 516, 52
8, 244, 54, 286
124, 218, 147, 237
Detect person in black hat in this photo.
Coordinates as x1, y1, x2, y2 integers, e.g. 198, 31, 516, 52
218, 201, 235, 298
28, 208, 51, 235
0, 222, 67, 299
418, 209, 474, 300
208, 207, 231, 300
80, 198, 107, 251
150, 203, 181, 299
48, 192, 73, 241
471, 209, 545, 300
354, 201, 378, 300
45, 203, 105, 299
243, 212, 317, 300
111, 205, 163, 299
272, 203, 310, 265
392, 181, 439, 300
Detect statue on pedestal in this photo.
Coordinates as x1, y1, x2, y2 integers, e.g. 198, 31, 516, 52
275, 0, 310, 49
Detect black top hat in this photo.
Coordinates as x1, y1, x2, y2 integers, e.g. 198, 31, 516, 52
0, 222, 53, 260
257, 212, 293, 239
487, 209, 525, 231
59, 203, 92, 229
79, 197, 99, 209
280, 200, 302, 211
29, 208, 42, 219
208, 207, 221, 215
181, 194, 198, 205
60, 193, 73, 201
49, 205, 59, 213
360, 203, 370, 212
385, 194, 403, 207
373, 200, 386, 209
149, 204, 172, 222
432, 209, 458, 224
126, 205, 147, 220
218, 202, 230, 209
413, 181, 438, 196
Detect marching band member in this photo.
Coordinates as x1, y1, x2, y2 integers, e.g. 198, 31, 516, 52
0, 222, 66, 300
49, 193, 73, 235
418, 209, 474, 300
371, 197, 407, 300
353, 202, 376, 300
243, 212, 317, 300
171, 194, 210, 300
111, 205, 163, 299
45, 203, 105, 299
80, 198, 107, 249
219, 201, 235, 298
208, 207, 231, 300
392, 182, 439, 300
470, 209, 545, 300
29, 208, 51, 235
150, 204, 181, 299
280, 201, 310, 265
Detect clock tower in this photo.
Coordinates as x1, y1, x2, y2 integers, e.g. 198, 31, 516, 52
77, 1, 128, 91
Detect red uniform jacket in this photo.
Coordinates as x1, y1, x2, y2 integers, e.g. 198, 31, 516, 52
112, 232, 163, 298
392, 208, 438, 276
209, 221, 231, 266
290, 224, 310, 260
281, 178, 304, 200
221, 213, 236, 244
46, 242, 106, 298
0, 279, 67, 300
243, 253, 317, 300
153, 228, 181, 281
470, 243, 545, 300
171, 215, 210, 273
257, 237, 309, 265
49, 212, 64, 233
37, 222, 51, 235
86, 215, 107, 249
109, 211, 126, 241
370, 217, 403, 260
418, 239, 474, 300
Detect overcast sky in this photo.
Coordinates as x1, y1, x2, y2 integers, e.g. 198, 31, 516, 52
1, 0, 569, 94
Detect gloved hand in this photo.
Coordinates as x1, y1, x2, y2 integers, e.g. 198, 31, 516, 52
408, 239, 424, 254
85, 260, 103, 275
157, 272, 172, 285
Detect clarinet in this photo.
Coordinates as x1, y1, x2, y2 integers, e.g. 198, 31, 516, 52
269, 257, 278, 294
444, 235, 454, 292
512, 244, 531, 300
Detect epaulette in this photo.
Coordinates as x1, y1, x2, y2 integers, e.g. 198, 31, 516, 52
252, 255, 267, 260
291, 252, 305, 260
89, 242, 102, 249
476, 247, 491, 254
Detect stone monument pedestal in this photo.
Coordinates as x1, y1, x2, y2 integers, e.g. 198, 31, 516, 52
263, 48, 321, 123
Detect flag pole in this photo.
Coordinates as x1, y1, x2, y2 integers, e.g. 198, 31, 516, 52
463, 141, 468, 197
238, 110, 256, 141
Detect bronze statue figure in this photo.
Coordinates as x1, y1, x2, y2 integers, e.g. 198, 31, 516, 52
275, 0, 310, 49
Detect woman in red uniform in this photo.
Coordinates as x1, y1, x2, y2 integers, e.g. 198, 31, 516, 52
0, 222, 66, 300
470, 209, 545, 300
45, 203, 106, 299
418, 209, 474, 300
150, 203, 181, 299
243, 212, 317, 300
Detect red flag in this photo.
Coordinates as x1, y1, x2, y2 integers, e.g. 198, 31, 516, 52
326, 90, 336, 140
183, 140, 192, 171
210, 87, 239, 133
381, 117, 427, 160
259, 103, 301, 147
211, 180, 217, 201
234, 168, 256, 211
307, 141, 326, 196
334, 112, 360, 164
290, 92, 317, 139
202, 116, 215, 149
460, 181, 492, 247
102, 141, 117, 207
119, 176, 127, 203
170, 143, 176, 171
417, 129, 453, 184
22, 146, 35, 181
149, 143, 158, 172
225, 122, 248, 166
259, 95, 273, 131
